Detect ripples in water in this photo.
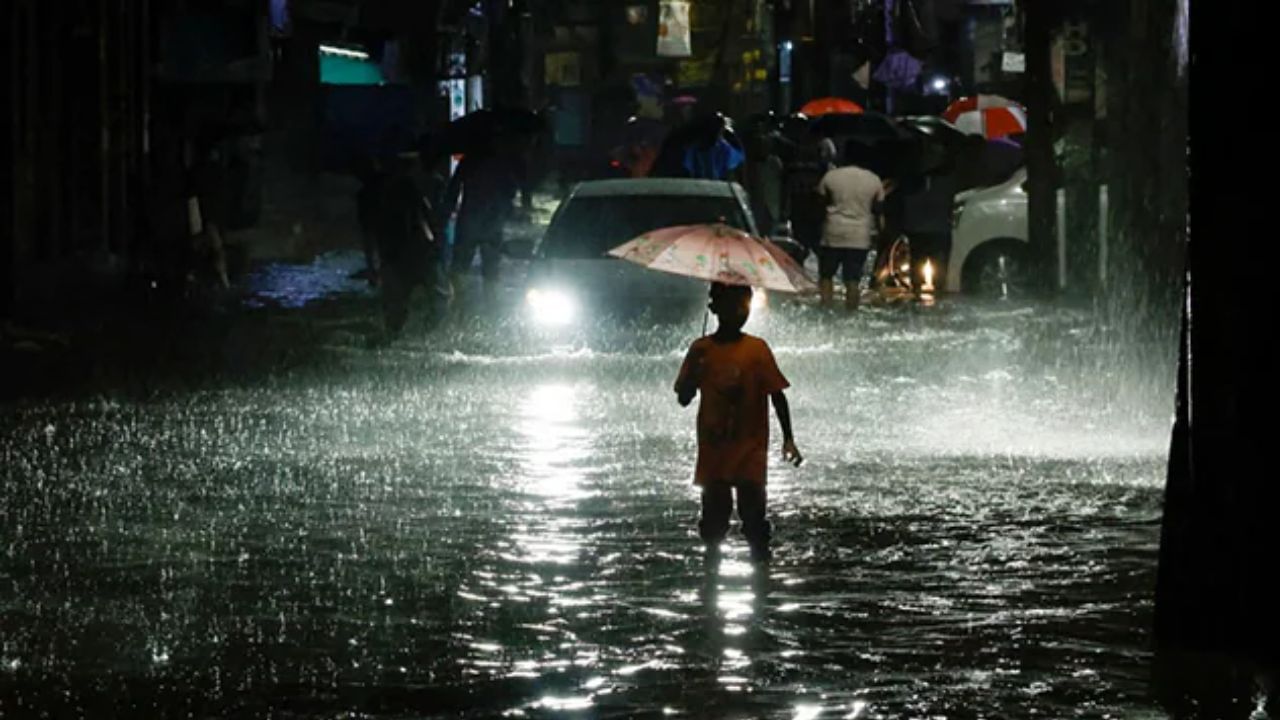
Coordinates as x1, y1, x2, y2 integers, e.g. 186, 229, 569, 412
1, 298, 1174, 717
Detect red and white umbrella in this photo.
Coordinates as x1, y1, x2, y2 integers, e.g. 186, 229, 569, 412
943, 95, 1027, 139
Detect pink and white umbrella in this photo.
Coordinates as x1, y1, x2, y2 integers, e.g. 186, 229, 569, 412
943, 95, 1027, 139
608, 223, 817, 294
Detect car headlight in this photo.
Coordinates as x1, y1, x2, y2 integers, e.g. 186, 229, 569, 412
526, 288, 578, 326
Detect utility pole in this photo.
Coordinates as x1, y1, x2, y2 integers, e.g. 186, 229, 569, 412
1022, 0, 1058, 294
1059, 13, 1100, 297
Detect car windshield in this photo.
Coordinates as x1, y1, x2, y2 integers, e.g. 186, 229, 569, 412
541, 194, 750, 259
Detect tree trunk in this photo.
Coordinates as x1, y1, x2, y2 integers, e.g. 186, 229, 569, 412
1060, 16, 1099, 297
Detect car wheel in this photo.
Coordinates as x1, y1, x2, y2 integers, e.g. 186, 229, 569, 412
962, 240, 1031, 299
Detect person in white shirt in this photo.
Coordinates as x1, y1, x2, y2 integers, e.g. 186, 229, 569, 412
817, 156, 885, 309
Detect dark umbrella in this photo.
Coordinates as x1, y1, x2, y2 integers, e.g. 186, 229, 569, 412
741, 111, 783, 144
419, 107, 544, 162
898, 115, 969, 148
813, 112, 917, 181
945, 135, 1025, 190
811, 111, 910, 143
843, 137, 919, 182
976, 138, 1024, 186
650, 112, 733, 178
623, 115, 668, 149
899, 115, 978, 176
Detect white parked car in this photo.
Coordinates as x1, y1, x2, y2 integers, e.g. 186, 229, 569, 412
947, 168, 1108, 296
517, 179, 764, 326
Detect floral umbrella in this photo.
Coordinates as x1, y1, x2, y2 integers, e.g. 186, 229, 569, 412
607, 223, 817, 294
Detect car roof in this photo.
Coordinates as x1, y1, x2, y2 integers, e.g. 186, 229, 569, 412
570, 178, 743, 199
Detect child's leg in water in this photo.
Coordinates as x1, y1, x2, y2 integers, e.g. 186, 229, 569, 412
698, 484, 733, 546
737, 482, 772, 560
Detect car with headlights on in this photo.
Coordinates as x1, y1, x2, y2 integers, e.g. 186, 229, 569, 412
515, 179, 765, 326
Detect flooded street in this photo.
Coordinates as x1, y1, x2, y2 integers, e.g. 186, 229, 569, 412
1, 267, 1175, 718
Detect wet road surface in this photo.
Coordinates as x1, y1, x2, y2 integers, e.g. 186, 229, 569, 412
2, 257, 1175, 718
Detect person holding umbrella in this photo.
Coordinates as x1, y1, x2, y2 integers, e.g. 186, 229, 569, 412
606, 222, 813, 562
440, 129, 530, 309
674, 282, 803, 562
366, 150, 450, 339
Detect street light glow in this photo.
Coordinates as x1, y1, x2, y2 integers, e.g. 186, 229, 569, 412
319, 44, 369, 60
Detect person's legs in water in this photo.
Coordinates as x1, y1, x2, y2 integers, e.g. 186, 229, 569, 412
699, 483, 733, 549
423, 255, 453, 329
842, 248, 870, 310
380, 266, 412, 339
736, 481, 773, 561
204, 222, 232, 289
359, 226, 381, 287
817, 247, 838, 306
355, 172, 382, 286
478, 226, 503, 307
451, 214, 505, 314
449, 219, 482, 316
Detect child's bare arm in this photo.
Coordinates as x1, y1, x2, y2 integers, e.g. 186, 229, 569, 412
770, 390, 803, 466
674, 345, 703, 407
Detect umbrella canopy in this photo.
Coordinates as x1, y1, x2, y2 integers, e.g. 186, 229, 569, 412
944, 135, 1027, 190
608, 223, 817, 293
800, 97, 864, 117
943, 96, 1027, 140
811, 111, 909, 143
742, 111, 782, 137
942, 94, 1020, 122
950, 105, 1027, 139
420, 107, 544, 160
873, 50, 923, 91
975, 138, 1024, 185
899, 115, 970, 147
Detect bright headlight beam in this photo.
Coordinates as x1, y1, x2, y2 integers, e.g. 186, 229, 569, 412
526, 288, 577, 326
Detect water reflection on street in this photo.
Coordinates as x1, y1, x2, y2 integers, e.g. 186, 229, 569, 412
0, 286, 1174, 718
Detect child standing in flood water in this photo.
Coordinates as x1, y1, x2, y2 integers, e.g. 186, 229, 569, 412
675, 283, 803, 562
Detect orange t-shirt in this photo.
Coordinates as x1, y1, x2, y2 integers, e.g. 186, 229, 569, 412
675, 334, 790, 486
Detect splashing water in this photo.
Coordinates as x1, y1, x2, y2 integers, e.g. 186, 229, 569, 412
0, 293, 1175, 718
